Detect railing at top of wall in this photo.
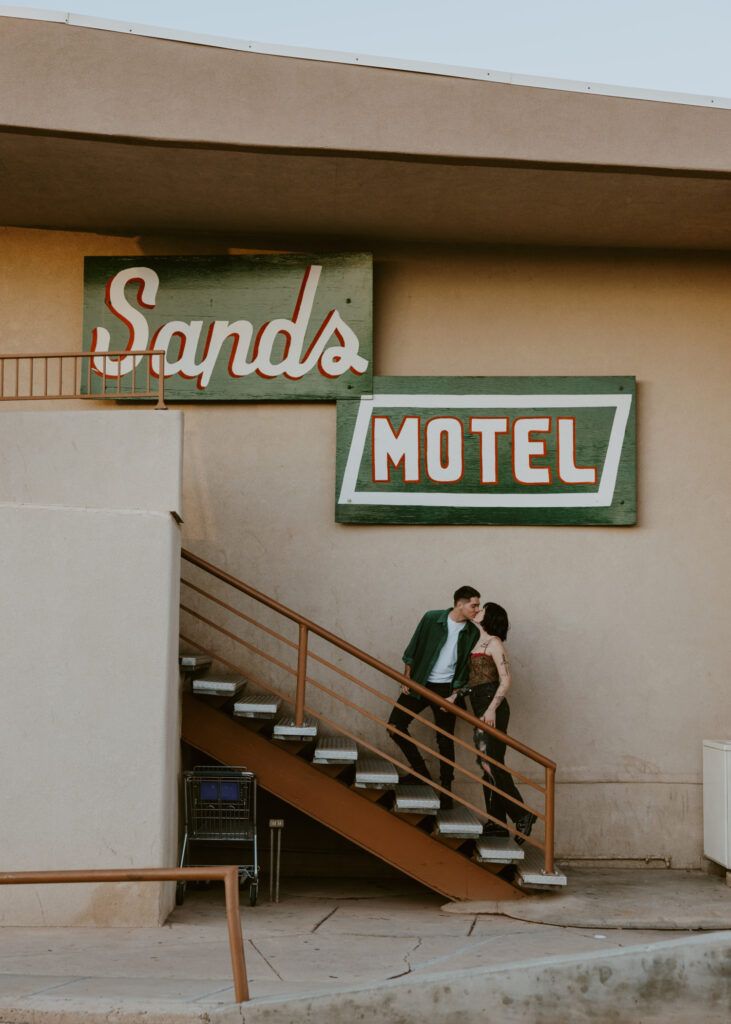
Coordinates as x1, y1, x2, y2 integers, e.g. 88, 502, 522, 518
0, 351, 166, 408
180, 549, 558, 877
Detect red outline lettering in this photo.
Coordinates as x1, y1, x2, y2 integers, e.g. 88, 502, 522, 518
425, 417, 464, 484
512, 416, 552, 485
371, 416, 421, 483
557, 416, 598, 485
469, 416, 509, 485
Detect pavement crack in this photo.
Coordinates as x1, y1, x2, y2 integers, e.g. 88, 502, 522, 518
249, 939, 284, 981
387, 936, 422, 980
311, 906, 338, 933
468, 915, 478, 936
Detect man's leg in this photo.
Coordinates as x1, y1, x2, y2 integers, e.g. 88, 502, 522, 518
386, 690, 432, 781
430, 684, 457, 808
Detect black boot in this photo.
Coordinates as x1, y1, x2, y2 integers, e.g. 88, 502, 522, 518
514, 812, 537, 846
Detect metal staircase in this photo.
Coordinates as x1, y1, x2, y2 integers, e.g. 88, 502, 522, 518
179, 549, 566, 899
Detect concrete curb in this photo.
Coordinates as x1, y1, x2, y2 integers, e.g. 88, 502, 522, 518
3, 933, 728, 1024
440, 897, 731, 930
240, 932, 731, 1023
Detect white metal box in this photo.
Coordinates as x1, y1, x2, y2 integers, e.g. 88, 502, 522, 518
703, 739, 731, 869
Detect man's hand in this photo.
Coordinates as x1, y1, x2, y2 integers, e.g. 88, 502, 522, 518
400, 683, 411, 696
445, 692, 459, 704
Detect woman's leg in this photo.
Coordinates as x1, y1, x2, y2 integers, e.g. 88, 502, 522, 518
469, 685, 505, 827
486, 701, 537, 842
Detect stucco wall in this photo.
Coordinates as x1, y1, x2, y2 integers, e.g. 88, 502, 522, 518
0, 408, 183, 925
1, 226, 729, 870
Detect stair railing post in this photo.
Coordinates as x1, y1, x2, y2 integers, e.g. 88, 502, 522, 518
295, 623, 308, 727
544, 764, 555, 875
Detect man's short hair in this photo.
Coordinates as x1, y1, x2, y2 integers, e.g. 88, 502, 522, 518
453, 585, 480, 605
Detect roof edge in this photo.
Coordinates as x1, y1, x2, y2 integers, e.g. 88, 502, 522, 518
2, 5, 729, 110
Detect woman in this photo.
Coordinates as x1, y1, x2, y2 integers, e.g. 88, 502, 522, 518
450, 602, 536, 843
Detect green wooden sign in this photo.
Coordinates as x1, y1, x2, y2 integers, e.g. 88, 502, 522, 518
82, 254, 372, 400
336, 377, 636, 525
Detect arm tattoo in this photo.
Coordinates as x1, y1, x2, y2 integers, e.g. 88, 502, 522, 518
491, 652, 511, 709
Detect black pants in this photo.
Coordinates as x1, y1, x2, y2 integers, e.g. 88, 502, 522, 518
386, 682, 455, 787
470, 682, 525, 823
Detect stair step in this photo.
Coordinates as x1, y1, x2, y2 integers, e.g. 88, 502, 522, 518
475, 835, 525, 863
273, 715, 318, 739
435, 808, 483, 837
516, 845, 567, 889
192, 671, 247, 696
313, 736, 358, 764
233, 693, 281, 718
179, 654, 212, 672
394, 784, 440, 812
354, 756, 399, 788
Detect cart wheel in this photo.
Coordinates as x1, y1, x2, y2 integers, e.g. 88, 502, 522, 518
175, 881, 186, 906
249, 882, 258, 907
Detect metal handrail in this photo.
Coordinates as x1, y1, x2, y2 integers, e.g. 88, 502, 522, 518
181, 547, 557, 875
0, 866, 248, 1002
0, 350, 166, 408
181, 577, 544, 794
179, 633, 546, 847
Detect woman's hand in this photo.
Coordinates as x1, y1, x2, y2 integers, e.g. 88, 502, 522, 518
482, 707, 496, 728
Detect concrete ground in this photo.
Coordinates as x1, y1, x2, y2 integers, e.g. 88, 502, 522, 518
0, 870, 729, 1022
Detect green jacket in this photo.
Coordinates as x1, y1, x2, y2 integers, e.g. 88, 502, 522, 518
402, 609, 479, 691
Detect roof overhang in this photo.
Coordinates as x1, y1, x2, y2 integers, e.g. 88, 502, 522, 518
1, 13, 730, 248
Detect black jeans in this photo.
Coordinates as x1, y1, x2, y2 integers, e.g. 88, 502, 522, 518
470, 682, 525, 823
386, 682, 455, 787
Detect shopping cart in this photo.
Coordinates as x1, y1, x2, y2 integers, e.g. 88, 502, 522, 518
177, 766, 259, 906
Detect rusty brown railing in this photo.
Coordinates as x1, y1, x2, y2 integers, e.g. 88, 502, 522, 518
181, 549, 558, 877
0, 350, 166, 408
0, 866, 248, 1002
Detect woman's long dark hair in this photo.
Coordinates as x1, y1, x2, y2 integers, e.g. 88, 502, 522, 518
481, 602, 509, 641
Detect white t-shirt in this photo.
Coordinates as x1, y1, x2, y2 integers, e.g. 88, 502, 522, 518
427, 616, 465, 684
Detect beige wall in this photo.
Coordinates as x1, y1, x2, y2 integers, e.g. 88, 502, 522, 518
2, 226, 730, 870
0, 408, 183, 925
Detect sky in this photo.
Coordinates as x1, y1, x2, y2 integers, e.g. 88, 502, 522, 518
3, 0, 730, 98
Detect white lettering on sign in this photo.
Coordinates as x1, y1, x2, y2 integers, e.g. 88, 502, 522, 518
513, 417, 552, 485
470, 417, 509, 484
370, 412, 596, 488
91, 265, 368, 387
557, 417, 598, 484
425, 417, 463, 483
348, 393, 625, 509
372, 416, 420, 482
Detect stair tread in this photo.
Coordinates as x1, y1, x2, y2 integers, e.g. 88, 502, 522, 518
436, 808, 483, 836
182, 693, 524, 902
474, 835, 525, 862
179, 654, 212, 671
273, 715, 318, 738
233, 693, 281, 715
354, 756, 399, 786
516, 845, 567, 887
192, 672, 247, 695
313, 736, 358, 762
394, 784, 440, 811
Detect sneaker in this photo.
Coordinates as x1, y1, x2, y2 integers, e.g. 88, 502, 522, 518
514, 812, 537, 846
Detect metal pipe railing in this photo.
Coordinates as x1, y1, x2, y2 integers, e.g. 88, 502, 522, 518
179, 631, 545, 850
0, 351, 166, 408
0, 866, 248, 1001
180, 547, 558, 874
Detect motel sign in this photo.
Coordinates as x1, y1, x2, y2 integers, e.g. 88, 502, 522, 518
336, 377, 636, 525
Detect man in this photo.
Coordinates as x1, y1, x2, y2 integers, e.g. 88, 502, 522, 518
387, 586, 481, 809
